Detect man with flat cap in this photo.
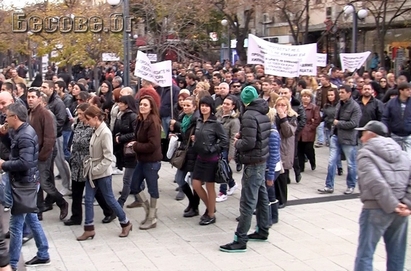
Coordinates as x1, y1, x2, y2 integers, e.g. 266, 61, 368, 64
354, 120, 411, 271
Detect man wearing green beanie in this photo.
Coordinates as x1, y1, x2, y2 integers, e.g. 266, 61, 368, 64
220, 86, 271, 252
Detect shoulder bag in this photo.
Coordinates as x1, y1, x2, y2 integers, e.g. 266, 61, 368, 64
215, 154, 231, 184
10, 176, 39, 215
170, 129, 193, 169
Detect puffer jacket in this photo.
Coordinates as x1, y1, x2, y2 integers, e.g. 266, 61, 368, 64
291, 97, 306, 136
266, 124, 281, 181
322, 102, 338, 130
236, 99, 271, 165
193, 115, 228, 158
332, 97, 362, 146
173, 110, 199, 172
0, 114, 10, 160
113, 109, 138, 168
216, 108, 241, 160
276, 114, 297, 170
2, 122, 39, 183
358, 136, 411, 213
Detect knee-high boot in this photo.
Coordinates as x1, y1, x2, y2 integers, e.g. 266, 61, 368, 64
136, 192, 150, 224
139, 198, 157, 230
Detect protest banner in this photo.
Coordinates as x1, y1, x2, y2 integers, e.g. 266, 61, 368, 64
134, 51, 156, 83
152, 60, 172, 87
247, 34, 317, 76
317, 53, 327, 67
264, 55, 299, 78
340, 51, 371, 72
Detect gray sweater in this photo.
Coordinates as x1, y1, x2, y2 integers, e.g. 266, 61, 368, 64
358, 136, 411, 213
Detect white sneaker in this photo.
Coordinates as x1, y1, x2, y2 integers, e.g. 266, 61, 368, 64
227, 183, 238, 196
344, 187, 355, 195
112, 169, 124, 175
3, 207, 10, 212
216, 193, 228, 202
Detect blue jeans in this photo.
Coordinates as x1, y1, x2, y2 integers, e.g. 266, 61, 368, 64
9, 213, 49, 269
391, 133, 411, 159
62, 130, 72, 162
0, 172, 12, 207
162, 117, 171, 138
354, 209, 408, 271
130, 162, 161, 198
175, 169, 189, 188
235, 163, 269, 244
117, 167, 135, 207
85, 176, 128, 226
316, 114, 324, 144
325, 129, 342, 169
325, 135, 357, 189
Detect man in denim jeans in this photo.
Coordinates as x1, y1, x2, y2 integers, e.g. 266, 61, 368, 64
0, 103, 50, 270
354, 120, 411, 271
318, 85, 361, 195
220, 86, 271, 253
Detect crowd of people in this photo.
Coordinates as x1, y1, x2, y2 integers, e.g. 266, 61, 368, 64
0, 57, 409, 269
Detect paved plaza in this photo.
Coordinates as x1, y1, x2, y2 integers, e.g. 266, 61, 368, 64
9, 147, 411, 270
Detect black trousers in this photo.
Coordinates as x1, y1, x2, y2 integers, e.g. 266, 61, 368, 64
291, 137, 300, 181
297, 141, 316, 171
70, 180, 113, 223
275, 170, 289, 205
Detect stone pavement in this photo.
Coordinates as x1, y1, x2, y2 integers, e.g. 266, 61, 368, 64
19, 147, 411, 271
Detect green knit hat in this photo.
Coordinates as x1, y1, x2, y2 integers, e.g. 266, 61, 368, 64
241, 86, 258, 105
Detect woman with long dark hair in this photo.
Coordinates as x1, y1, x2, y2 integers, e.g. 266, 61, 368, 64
114, 95, 139, 207
192, 96, 228, 225
64, 103, 115, 226
77, 105, 132, 240
98, 80, 114, 120
127, 95, 163, 230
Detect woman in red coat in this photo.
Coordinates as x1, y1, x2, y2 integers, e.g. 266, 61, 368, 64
298, 89, 321, 171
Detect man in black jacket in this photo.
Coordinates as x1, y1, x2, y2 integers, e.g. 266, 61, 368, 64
220, 86, 271, 253
280, 87, 306, 183
0, 103, 51, 270
41, 80, 71, 196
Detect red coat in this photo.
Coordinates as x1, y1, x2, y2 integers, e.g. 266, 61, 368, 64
299, 103, 321, 142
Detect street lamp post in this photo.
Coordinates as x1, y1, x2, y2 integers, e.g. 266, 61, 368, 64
107, 0, 130, 87
343, 4, 368, 53
27, 31, 33, 81
221, 19, 231, 65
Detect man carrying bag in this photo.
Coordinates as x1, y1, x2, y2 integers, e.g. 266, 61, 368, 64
0, 103, 51, 270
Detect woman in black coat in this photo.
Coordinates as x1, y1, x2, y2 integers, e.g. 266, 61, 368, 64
169, 96, 200, 217
113, 95, 139, 207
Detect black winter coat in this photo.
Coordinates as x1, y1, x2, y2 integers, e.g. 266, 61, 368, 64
113, 110, 138, 168
322, 102, 338, 130
173, 111, 199, 172
236, 98, 271, 165
356, 96, 384, 128
193, 115, 228, 158
291, 97, 306, 136
2, 122, 39, 183
46, 91, 66, 137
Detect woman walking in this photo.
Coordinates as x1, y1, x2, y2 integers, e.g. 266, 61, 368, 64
128, 95, 162, 230
169, 96, 200, 217
77, 105, 132, 241
64, 103, 115, 226
114, 95, 138, 207
192, 96, 228, 225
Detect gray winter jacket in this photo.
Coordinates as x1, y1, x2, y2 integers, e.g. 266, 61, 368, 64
332, 97, 362, 146
358, 136, 411, 213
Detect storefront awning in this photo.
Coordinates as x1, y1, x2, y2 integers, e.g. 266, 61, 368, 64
391, 41, 411, 48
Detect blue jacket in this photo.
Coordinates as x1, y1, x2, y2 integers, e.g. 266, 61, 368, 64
382, 97, 411, 137
2, 122, 39, 183
159, 84, 180, 119
265, 124, 281, 181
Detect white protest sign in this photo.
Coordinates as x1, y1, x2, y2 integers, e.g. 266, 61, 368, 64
102, 53, 120, 61
317, 53, 327, 67
134, 51, 156, 83
340, 51, 371, 72
264, 55, 299, 78
152, 60, 172, 87
247, 34, 317, 76
147, 53, 158, 62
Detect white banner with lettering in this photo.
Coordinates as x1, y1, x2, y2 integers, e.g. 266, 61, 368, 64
264, 55, 300, 78
134, 51, 172, 87
247, 34, 317, 76
340, 51, 371, 72
317, 53, 327, 67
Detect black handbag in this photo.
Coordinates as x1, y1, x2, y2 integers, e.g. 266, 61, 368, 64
10, 180, 38, 215
215, 155, 231, 184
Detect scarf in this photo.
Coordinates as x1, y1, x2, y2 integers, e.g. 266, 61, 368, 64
181, 114, 191, 133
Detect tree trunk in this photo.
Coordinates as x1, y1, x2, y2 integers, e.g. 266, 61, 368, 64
236, 33, 247, 64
